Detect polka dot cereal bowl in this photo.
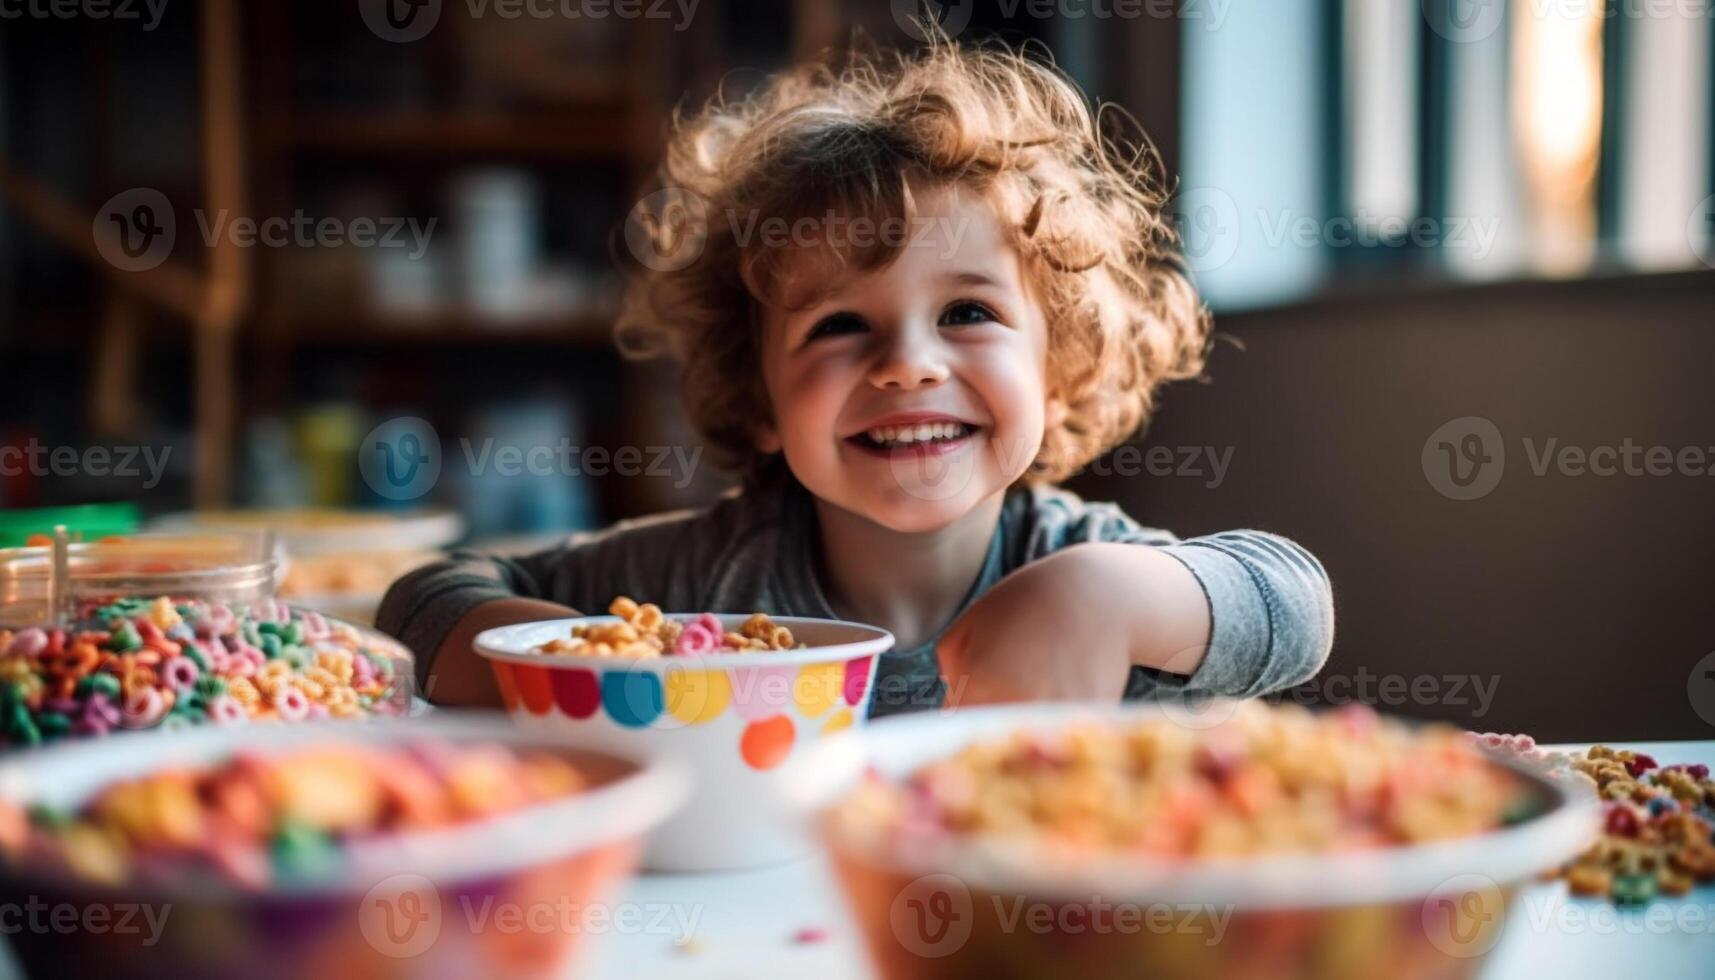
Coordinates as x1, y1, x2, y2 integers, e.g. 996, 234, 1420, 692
475, 615, 893, 871
0, 713, 687, 980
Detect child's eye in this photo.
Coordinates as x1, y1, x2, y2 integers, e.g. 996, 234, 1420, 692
940, 301, 997, 327
806, 313, 867, 341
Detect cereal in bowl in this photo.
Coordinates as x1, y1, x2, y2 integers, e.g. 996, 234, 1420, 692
0, 739, 587, 889
830, 703, 1541, 862
534, 597, 802, 658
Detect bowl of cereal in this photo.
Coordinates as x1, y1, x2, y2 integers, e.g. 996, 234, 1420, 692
474, 598, 894, 871
0, 714, 686, 980
793, 701, 1595, 980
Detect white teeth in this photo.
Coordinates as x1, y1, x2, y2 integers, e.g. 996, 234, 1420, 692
862, 422, 970, 446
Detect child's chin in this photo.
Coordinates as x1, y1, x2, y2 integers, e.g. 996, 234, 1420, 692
857, 492, 983, 534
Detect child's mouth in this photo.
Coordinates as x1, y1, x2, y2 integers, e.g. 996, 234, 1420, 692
847, 421, 979, 457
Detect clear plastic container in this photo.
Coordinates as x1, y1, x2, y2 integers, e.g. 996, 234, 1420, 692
0, 533, 414, 748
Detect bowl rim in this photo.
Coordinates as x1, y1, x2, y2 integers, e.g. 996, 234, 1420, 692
787, 701, 1598, 909
474, 614, 896, 672
0, 713, 689, 900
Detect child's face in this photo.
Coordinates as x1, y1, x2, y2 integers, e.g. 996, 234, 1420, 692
758, 185, 1049, 533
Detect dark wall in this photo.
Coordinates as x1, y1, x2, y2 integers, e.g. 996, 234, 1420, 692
1073, 269, 1715, 742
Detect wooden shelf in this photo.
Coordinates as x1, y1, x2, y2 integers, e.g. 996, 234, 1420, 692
278, 110, 642, 161
256, 308, 619, 348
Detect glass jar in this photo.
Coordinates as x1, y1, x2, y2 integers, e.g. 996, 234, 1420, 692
0, 534, 414, 748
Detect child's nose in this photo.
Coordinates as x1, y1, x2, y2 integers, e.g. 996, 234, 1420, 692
867, 332, 950, 390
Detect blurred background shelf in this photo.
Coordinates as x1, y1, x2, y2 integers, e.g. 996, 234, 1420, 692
276, 110, 642, 161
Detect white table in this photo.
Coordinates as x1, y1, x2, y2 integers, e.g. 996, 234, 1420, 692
591, 742, 1715, 980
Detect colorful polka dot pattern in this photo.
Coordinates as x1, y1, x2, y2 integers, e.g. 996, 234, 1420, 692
491, 654, 877, 770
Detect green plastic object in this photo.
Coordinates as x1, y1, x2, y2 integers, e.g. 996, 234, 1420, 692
0, 503, 140, 547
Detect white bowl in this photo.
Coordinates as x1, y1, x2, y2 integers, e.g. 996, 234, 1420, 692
0, 714, 689, 980
476, 615, 894, 871
786, 702, 1598, 980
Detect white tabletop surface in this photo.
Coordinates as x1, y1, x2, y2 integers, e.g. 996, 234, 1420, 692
589, 741, 1715, 980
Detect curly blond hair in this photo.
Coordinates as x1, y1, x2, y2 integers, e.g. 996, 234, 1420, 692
615, 37, 1211, 483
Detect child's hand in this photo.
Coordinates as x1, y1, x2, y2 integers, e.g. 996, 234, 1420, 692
425, 597, 580, 708
935, 546, 1133, 706
935, 543, 1212, 708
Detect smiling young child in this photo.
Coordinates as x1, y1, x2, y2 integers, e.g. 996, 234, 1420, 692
378, 40, 1334, 716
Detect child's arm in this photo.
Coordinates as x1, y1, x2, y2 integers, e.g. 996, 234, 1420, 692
375, 501, 748, 707
417, 597, 581, 708
937, 489, 1334, 706
375, 551, 582, 708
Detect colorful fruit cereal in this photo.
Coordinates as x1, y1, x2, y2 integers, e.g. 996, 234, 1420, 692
534, 597, 801, 658
0, 597, 410, 749
0, 739, 586, 889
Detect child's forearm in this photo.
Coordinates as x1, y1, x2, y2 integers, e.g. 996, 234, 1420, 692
1074, 542, 1214, 678
421, 597, 580, 708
